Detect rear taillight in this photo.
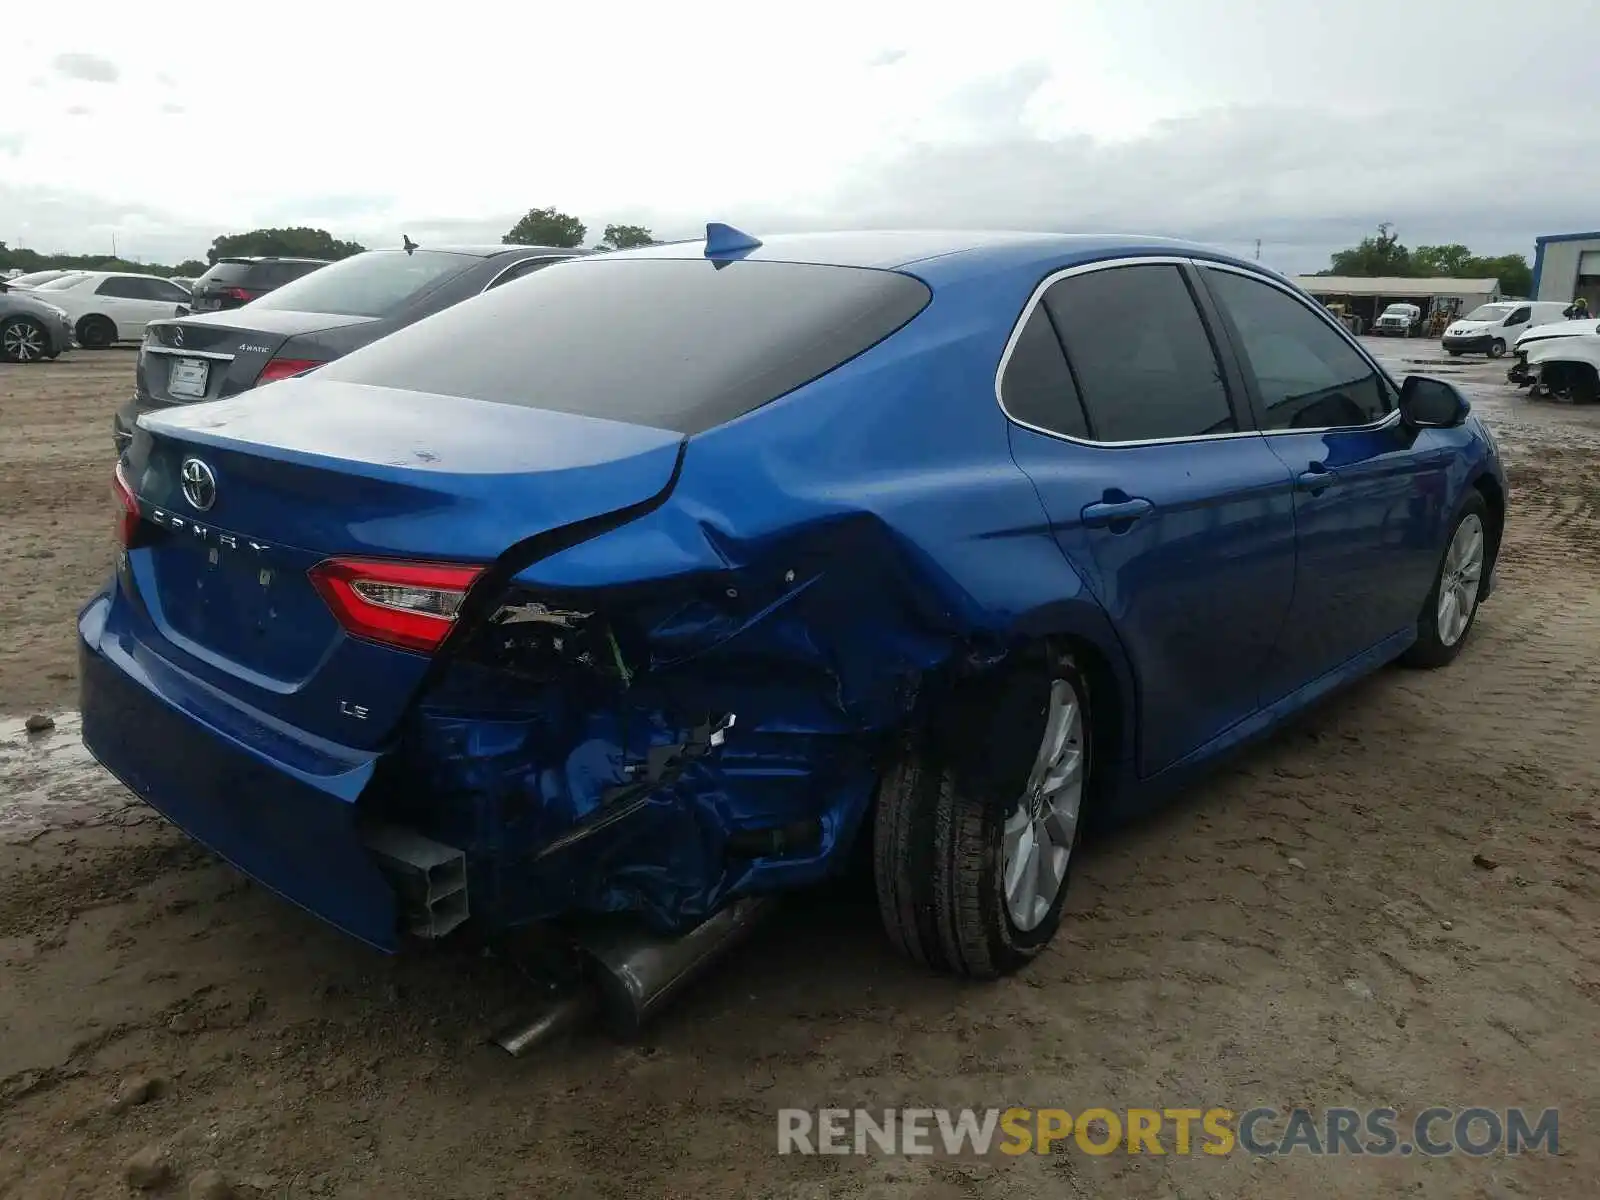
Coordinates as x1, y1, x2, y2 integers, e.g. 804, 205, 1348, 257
308, 558, 485, 654
254, 357, 325, 387
112, 463, 140, 547
225, 287, 257, 303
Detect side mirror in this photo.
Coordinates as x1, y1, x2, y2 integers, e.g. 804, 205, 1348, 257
1399, 375, 1470, 429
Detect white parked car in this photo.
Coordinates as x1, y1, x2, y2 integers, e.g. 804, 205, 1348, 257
27, 270, 193, 348
1441, 300, 1568, 359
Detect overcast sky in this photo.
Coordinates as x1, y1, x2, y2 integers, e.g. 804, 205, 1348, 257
6, 1, 1599, 274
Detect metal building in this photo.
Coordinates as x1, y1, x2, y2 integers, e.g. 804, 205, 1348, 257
1531, 232, 1600, 309
1291, 276, 1502, 330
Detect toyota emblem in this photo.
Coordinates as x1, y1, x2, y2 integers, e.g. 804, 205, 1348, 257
180, 457, 217, 512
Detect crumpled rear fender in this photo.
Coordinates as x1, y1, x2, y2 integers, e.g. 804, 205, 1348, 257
367, 288, 1133, 933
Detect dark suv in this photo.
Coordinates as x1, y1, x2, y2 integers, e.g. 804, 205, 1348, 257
188, 256, 330, 312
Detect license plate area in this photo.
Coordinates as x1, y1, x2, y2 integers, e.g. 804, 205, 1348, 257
169, 357, 210, 399
146, 541, 335, 681
193, 297, 221, 311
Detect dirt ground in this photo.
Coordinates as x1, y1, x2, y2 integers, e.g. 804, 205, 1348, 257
1, 342, 1598, 1199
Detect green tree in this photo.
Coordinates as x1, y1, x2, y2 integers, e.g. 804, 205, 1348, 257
1473, 253, 1532, 298
1411, 244, 1473, 276
206, 226, 365, 264
1327, 223, 1412, 276
174, 259, 209, 276
504, 207, 586, 248
597, 223, 656, 251
0, 242, 181, 276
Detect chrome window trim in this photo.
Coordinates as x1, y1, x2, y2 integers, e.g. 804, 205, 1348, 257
141, 346, 235, 362
994, 254, 1398, 447
480, 254, 575, 294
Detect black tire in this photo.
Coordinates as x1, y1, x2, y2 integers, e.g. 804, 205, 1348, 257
1401, 492, 1490, 669
1487, 338, 1506, 359
873, 652, 1090, 979
1447, 348, 1463, 357
76, 315, 116, 349
0, 316, 49, 363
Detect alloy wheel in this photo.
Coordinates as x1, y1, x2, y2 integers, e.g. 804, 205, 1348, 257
1437, 513, 1485, 647
1001, 677, 1086, 932
1, 320, 44, 363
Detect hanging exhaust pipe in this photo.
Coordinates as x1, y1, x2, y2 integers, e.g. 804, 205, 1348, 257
491, 896, 778, 1054
578, 896, 777, 1037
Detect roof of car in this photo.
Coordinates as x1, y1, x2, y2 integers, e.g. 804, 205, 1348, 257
605, 229, 1263, 275
214, 256, 330, 265
374, 244, 587, 258
77, 270, 176, 281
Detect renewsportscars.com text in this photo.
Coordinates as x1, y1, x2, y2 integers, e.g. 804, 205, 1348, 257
777, 1106, 1559, 1157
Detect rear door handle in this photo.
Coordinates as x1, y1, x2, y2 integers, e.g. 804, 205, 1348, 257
1081, 497, 1154, 528
1296, 465, 1339, 493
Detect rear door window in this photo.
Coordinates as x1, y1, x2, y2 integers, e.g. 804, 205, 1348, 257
96, 277, 145, 298
317, 258, 933, 434
1041, 264, 1237, 443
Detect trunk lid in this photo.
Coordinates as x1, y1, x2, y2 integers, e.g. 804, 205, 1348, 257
124, 378, 684, 747
138, 311, 376, 407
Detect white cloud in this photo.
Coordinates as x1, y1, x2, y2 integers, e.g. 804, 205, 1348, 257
3, 0, 1598, 273
50, 51, 119, 83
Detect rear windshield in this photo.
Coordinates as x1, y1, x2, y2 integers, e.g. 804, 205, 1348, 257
316, 257, 933, 434
8, 270, 68, 288
198, 259, 326, 289
198, 261, 258, 286
247, 250, 470, 318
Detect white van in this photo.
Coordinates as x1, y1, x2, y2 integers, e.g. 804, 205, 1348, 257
1442, 300, 1568, 358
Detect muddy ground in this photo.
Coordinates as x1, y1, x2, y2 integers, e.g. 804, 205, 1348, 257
1, 343, 1598, 1199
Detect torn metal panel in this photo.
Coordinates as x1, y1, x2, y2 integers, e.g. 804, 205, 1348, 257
357, 292, 1126, 936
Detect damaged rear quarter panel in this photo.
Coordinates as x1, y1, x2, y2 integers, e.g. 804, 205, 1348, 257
374, 268, 1130, 934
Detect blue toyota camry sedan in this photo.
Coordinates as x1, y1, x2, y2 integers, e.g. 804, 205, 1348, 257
81, 227, 1506, 991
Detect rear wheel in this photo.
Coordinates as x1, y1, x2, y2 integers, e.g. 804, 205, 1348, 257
1401, 492, 1489, 669
873, 653, 1090, 978
0, 316, 48, 363
76, 315, 115, 349
1488, 338, 1507, 359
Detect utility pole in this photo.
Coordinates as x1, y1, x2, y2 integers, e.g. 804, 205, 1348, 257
111, 232, 118, 259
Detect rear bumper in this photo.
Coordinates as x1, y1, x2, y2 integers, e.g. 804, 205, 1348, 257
77, 586, 402, 951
